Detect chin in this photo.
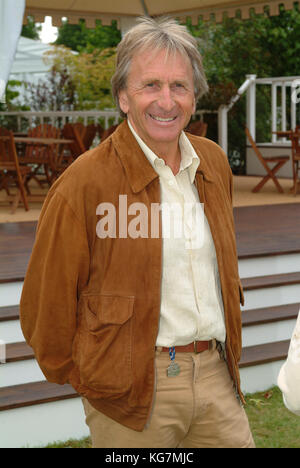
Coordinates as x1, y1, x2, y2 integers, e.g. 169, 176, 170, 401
146, 126, 183, 143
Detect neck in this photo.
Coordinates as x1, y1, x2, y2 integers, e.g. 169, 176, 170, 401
127, 118, 182, 175
141, 136, 181, 176
157, 144, 181, 176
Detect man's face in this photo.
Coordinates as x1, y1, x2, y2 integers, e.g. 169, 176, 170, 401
118, 48, 196, 153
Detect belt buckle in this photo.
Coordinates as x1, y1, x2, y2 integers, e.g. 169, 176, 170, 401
193, 341, 199, 354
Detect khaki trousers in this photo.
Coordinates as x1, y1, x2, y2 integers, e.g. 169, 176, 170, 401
82, 342, 255, 448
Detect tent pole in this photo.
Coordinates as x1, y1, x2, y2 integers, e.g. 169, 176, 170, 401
140, 1, 150, 16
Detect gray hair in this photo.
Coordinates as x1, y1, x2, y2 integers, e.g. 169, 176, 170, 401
111, 16, 208, 118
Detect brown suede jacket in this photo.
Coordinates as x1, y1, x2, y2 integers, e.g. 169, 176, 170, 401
20, 120, 245, 431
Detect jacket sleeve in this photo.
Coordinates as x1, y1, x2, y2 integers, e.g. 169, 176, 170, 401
277, 310, 300, 416
20, 190, 90, 384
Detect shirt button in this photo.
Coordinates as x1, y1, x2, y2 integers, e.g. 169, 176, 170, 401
168, 180, 174, 186
156, 159, 165, 167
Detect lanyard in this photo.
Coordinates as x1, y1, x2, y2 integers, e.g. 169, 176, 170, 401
169, 346, 176, 361
167, 347, 180, 377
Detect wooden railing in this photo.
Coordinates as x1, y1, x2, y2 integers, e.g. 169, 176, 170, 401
218, 75, 300, 153
0, 110, 122, 132
0, 109, 216, 130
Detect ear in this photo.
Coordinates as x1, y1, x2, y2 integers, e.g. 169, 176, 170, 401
118, 89, 129, 115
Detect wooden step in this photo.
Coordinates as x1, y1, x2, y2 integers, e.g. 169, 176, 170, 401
6, 342, 34, 363
242, 303, 300, 327
1, 302, 298, 330
0, 303, 298, 365
241, 272, 300, 291
0, 381, 78, 411
240, 340, 289, 368
0, 305, 19, 322
0, 340, 290, 412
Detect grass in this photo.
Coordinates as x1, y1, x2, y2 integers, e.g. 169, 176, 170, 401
42, 386, 300, 448
43, 437, 92, 449
244, 386, 300, 448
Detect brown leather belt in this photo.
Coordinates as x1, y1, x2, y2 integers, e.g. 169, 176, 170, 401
161, 340, 213, 354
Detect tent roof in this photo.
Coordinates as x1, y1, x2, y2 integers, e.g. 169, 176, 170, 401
10, 36, 52, 75
24, 0, 295, 27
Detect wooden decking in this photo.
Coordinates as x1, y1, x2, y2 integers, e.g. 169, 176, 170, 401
234, 203, 300, 258
0, 221, 36, 283
0, 203, 300, 282
0, 202, 299, 413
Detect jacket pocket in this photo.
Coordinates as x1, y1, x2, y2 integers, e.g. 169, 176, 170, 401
77, 293, 135, 394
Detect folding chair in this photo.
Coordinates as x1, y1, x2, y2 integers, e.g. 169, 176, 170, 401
291, 130, 300, 196
0, 129, 31, 213
21, 123, 61, 189
62, 123, 86, 159
101, 124, 120, 142
245, 127, 289, 193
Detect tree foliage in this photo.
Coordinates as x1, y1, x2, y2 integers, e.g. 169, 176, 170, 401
189, 6, 300, 89
21, 19, 121, 112
12, 8, 300, 172
186, 6, 300, 172
55, 20, 121, 52
21, 16, 42, 40
25, 46, 116, 111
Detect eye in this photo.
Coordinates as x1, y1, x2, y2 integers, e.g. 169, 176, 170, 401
145, 82, 158, 89
171, 82, 186, 93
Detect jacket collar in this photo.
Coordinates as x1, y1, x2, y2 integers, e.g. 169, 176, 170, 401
112, 120, 214, 194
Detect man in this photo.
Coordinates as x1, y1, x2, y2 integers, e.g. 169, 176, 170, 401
20, 17, 255, 448
278, 310, 300, 416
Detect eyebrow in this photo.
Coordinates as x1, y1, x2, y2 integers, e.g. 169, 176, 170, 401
141, 77, 191, 87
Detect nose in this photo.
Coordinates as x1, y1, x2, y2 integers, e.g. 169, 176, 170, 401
157, 85, 175, 113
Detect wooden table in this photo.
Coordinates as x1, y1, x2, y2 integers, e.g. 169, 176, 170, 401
271, 131, 300, 193
14, 136, 74, 184
14, 137, 74, 145
272, 130, 292, 138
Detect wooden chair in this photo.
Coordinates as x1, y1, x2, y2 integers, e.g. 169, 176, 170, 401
0, 129, 31, 213
21, 124, 61, 189
51, 123, 87, 177
67, 122, 97, 150
97, 123, 105, 140
245, 127, 289, 193
62, 123, 86, 159
82, 124, 97, 150
291, 130, 300, 196
101, 124, 120, 142
185, 120, 208, 137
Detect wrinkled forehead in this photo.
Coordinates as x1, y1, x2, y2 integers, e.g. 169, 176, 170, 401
127, 46, 194, 82
133, 44, 191, 69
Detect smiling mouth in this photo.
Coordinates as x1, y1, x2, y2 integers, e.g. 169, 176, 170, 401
149, 114, 177, 122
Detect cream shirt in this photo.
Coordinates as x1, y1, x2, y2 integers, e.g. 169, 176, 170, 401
277, 310, 300, 416
128, 119, 226, 346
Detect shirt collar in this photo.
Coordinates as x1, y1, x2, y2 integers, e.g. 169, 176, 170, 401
128, 118, 200, 184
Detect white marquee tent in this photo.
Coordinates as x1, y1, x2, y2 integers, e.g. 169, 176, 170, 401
0, 0, 25, 102
24, 0, 296, 26
0, 0, 297, 102
9, 36, 52, 83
